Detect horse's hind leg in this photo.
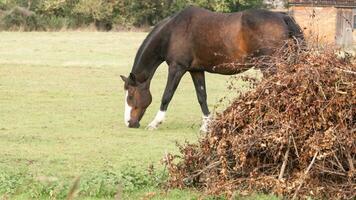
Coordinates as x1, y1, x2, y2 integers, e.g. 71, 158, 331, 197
146, 63, 186, 130
190, 71, 211, 132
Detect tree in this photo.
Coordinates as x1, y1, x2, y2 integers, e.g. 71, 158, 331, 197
0, 0, 267, 30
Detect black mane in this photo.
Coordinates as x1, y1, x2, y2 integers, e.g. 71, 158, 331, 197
131, 16, 172, 74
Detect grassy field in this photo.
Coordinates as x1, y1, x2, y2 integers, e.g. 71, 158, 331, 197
0, 32, 268, 199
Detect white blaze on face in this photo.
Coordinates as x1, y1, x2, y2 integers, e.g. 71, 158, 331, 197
124, 90, 132, 127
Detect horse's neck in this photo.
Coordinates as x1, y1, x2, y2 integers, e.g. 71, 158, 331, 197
131, 51, 163, 83
131, 19, 171, 84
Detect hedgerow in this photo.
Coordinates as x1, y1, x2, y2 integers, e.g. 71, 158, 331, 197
0, 0, 266, 31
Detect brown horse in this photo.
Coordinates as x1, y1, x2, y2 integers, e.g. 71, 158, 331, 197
120, 6, 303, 131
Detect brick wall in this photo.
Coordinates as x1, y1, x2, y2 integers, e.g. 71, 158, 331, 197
290, 6, 337, 44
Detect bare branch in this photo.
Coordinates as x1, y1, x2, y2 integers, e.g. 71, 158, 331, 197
292, 152, 318, 200
279, 136, 291, 180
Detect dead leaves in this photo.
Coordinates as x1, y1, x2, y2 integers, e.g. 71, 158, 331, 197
167, 45, 356, 200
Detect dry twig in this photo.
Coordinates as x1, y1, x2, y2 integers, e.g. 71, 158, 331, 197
291, 152, 318, 200
278, 136, 291, 180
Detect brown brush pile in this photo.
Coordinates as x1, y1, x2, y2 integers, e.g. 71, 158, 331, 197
166, 46, 356, 199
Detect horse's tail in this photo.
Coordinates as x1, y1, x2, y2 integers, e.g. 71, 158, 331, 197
281, 13, 305, 45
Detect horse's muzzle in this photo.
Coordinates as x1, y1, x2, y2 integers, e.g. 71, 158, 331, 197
128, 120, 140, 128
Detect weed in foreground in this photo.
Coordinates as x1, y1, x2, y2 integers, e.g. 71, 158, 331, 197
0, 165, 167, 199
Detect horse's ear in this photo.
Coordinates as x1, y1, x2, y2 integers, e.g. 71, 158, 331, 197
120, 75, 128, 83
128, 73, 137, 86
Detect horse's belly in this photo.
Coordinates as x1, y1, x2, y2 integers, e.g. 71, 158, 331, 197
191, 48, 249, 75
199, 61, 251, 75
190, 30, 252, 74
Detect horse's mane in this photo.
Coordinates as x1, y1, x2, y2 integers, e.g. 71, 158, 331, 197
132, 16, 173, 73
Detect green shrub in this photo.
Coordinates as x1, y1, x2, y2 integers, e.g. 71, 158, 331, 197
0, 170, 27, 195
42, 16, 68, 30
0, 0, 266, 31
1, 7, 42, 31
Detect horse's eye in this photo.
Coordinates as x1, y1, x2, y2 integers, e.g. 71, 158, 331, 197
128, 95, 133, 100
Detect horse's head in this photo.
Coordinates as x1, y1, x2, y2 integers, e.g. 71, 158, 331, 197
120, 73, 152, 128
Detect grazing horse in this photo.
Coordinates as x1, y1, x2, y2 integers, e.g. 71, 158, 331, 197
120, 6, 303, 131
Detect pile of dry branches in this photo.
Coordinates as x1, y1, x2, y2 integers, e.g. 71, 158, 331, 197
166, 45, 355, 199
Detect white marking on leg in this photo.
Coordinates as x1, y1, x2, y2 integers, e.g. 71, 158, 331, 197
147, 110, 166, 130
200, 114, 211, 133
124, 91, 132, 127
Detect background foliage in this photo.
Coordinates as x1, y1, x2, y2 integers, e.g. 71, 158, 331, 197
0, 0, 266, 31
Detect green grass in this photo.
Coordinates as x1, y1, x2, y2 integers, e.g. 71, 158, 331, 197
0, 32, 270, 199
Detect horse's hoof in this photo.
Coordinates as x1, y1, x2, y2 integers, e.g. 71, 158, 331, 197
146, 125, 158, 131
200, 126, 208, 133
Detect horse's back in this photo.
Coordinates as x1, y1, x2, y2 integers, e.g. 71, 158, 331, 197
239, 9, 290, 51
166, 7, 244, 67
164, 7, 300, 73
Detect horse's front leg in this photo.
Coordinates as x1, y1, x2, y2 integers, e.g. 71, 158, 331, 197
190, 71, 211, 132
147, 63, 186, 130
